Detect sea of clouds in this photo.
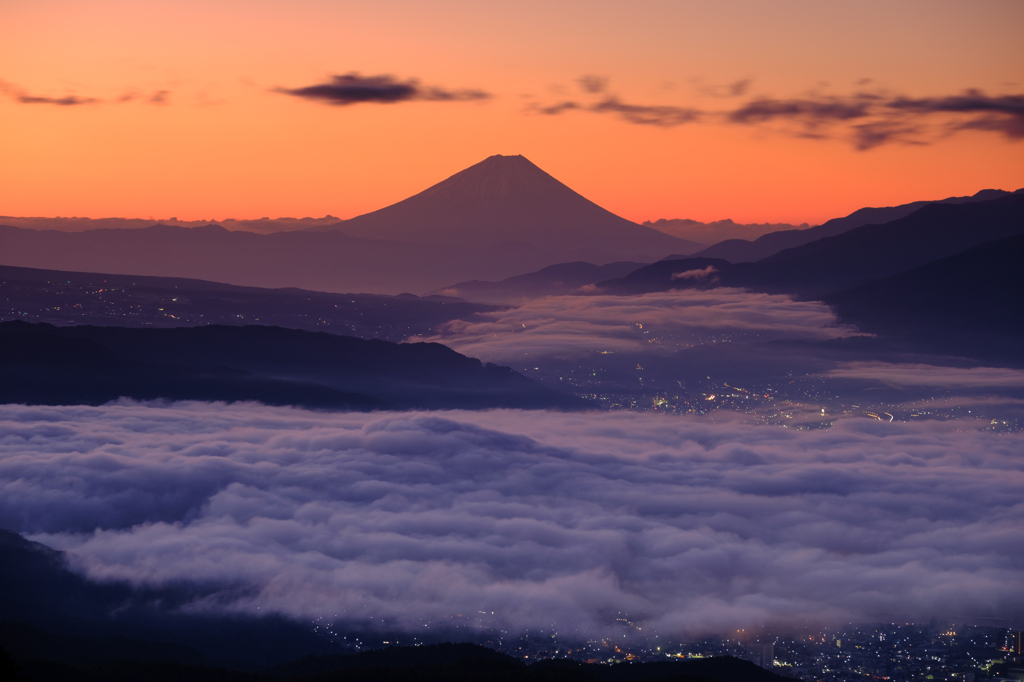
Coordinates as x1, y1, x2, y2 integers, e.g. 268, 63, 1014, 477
2, 401, 1022, 638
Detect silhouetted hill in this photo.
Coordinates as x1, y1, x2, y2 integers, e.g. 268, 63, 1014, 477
536, 656, 788, 681
688, 188, 1021, 263
0, 530, 337, 669
438, 261, 648, 302
601, 193, 1024, 298
823, 233, 1024, 358
268, 643, 516, 677
272, 646, 788, 681
0, 263, 495, 341
323, 155, 703, 258
0, 321, 586, 410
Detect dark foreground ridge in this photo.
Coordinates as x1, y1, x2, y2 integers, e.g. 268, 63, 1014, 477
0, 631, 789, 682
0, 321, 587, 410
0, 530, 787, 681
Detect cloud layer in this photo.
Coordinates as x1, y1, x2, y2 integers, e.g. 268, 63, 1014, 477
3, 401, 1022, 638
531, 79, 1024, 149
276, 73, 491, 106
415, 289, 857, 362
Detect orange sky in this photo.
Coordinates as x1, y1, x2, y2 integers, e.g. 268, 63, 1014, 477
1, 0, 1022, 225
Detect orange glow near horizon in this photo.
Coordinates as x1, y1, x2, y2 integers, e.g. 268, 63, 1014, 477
1, 0, 1022, 225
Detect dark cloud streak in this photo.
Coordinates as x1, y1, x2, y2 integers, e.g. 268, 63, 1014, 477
0, 79, 170, 107
276, 72, 491, 106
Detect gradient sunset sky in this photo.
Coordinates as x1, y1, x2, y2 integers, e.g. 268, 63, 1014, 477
2, 0, 1022, 225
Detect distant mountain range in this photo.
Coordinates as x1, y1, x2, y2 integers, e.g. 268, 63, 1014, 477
0, 156, 701, 295
0, 321, 585, 410
643, 217, 810, 245
601, 193, 1024, 297
0, 215, 340, 234
684, 188, 1022, 263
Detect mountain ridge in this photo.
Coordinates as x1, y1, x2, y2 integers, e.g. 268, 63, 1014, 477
684, 187, 1023, 263
599, 193, 1024, 298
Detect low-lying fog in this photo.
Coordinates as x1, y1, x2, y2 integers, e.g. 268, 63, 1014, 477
417, 290, 1024, 427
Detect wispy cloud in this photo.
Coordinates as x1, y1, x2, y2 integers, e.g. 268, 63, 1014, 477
0, 79, 170, 107
529, 76, 702, 127
276, 72, 491, 106
531, 77, 1024, 148
825, 361, 1024, 389
725, 89, 1024, 149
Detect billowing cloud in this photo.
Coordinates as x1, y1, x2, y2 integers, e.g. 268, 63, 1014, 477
3, 401, 1022, 638
276, 73, 491, 106
414, 289, 857, 362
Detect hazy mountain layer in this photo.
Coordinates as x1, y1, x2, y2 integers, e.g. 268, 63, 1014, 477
0, 215, 340, 233
436, 260, 647, 303
0, 223, 660, 295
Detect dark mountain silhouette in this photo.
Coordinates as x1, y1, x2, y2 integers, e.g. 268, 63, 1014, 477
0, 321, 586, 410
437, 261, 647, 302
600, 193, 1024, 298
823, 233, 1024, 359
322, 155, 703, 258
686, 188, 1022, 263
0, 263, 494, 341
0, 530, 336, 669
